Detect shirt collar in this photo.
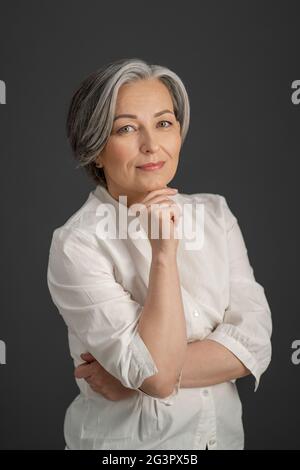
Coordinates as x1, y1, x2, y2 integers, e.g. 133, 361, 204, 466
92, 184, 128, 212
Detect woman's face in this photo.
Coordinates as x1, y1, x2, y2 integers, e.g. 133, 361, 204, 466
95, 78, 182, 207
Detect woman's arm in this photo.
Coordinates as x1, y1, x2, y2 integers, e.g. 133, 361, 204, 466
180, 338, 251, 388
137, 250, 187, 398
72, 250, 187, 401
75, 338, 250, 399
131, 188, 187, 399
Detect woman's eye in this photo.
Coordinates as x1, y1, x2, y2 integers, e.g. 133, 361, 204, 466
117, 125, 135, 134
116, 120, 173, 135
159, 120, 173, 128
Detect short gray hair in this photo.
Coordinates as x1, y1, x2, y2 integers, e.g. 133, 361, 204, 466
66, 57, 190, 187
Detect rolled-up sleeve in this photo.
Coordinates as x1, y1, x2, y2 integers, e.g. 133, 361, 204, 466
206, 195, 272, 392
47, 227, 159, 391
138, 368, 183, 405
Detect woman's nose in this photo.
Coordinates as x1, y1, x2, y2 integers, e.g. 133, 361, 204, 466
140, 131, 160, 154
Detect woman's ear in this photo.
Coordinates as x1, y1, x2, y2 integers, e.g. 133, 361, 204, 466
95, 156, 103, 168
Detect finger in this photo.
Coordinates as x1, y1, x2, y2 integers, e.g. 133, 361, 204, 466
167, 203, 181, 224
148, 206, 176, 237
142, 187, 178, 203
74, 363, 94, 379
80, 352, 96, 363
144, 196, 176, 207
152, 203, 179, 220
84, 376, 94, 385
156, 205, 181, 236
139, 201, 176, 232
130, 196, 176, 220
144, 192, 178, 205
137, 199, 174, 221
172, 205, 182, 227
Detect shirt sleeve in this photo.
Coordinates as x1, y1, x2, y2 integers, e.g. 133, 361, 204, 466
47, 226, 159, 393
138, 368, 183, 405
206, 195, 272, 392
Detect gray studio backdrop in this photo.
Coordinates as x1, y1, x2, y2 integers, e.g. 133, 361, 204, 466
0, 1, 299, 449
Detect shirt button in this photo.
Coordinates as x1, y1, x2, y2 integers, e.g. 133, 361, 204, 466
193, 310, 199, 317
202, 389, 209, 397
208, 438, 216, 446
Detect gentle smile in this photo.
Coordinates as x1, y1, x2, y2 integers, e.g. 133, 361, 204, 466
136, 161, 165, 171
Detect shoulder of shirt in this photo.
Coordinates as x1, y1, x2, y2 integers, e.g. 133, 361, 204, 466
177, 191, 226, 210
49, 191, 102, 249
177, 191, 236, 231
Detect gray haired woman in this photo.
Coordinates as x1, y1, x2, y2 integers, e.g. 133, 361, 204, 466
47, 57, 272, 450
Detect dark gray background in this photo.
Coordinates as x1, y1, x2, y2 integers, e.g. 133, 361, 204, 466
0, 0, 299, 450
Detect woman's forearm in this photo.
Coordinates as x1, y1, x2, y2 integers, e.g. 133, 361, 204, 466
180, 339, 251, 388
138, 251, 187, 398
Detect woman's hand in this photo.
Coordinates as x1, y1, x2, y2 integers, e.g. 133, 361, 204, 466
74, 353, 138, 401
134, 187, 181, 257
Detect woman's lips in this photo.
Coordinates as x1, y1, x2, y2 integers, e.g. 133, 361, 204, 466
137, 161, 165, 171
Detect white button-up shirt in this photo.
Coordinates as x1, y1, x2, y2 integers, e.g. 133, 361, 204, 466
47, 184, 272, 450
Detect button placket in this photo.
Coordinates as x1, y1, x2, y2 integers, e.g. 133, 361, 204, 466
207, 437, 217, 448
193, 388, 215, 450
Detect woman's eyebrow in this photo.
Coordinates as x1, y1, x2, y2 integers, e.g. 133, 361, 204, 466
113, 109, 174, 122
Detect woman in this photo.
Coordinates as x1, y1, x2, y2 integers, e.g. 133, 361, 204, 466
47, 58, 272, 450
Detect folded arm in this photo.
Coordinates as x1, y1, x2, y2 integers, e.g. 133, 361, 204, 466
47, 226, 186, 403
75, 338, 250, 399
180, 338, 250, 388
